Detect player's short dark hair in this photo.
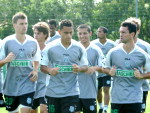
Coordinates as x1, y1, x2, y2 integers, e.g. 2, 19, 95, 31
98, 26, 108, 33
77, 24, 91, 33
121, 21, 137, 34
59, 20, 73, 30
47, 19, 57, 27
32, 22, 50, 40
12, 12, 27, 24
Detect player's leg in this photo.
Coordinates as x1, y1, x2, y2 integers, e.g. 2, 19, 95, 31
32, 97, 48, 113
20, 105, 32, 113
31, 109, 38, 113
97, 77, 103, 113
40, 104, 48, 113
39, 97, 48, 113
102, 76, 111, 113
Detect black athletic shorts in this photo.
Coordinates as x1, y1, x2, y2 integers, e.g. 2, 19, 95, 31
4, 92, 34, 112
46, 95, 79, 113
76, 98, 97, 113
32, 97, 47, 109
111, 103, 141, 113
98, 76, 111, 89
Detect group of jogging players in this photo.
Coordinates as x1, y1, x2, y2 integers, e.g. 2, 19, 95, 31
0, 12, 150, 113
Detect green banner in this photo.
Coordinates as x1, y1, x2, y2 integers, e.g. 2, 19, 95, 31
10, 60, 30, 67
55, 64, 73, 72
116, 69, 134, 77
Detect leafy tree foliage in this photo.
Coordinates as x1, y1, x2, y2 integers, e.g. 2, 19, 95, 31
0, 0, 149, 42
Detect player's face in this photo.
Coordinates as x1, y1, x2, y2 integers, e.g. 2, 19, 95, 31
34, 29, 46, 42
119, 26, 133, 43
49, 24, 56, 35
97, 28, 105, 39
60, 26, 73, 44
13, 19, 28, 35
77, 28, 91, 44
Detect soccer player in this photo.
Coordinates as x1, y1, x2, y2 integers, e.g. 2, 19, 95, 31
125, 17, 150, 113
75, 24, 104, 113
92, 26, 116, 113
115, 17, 150, 113
40, 20, 88, 113
0, 12, 41, 113
46, 19, 61, 43
31, 22, 50, 113
103, 21, 150, 113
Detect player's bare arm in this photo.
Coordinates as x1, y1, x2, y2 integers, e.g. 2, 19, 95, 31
29, 61, 39, 82
0, 52, 15, 67
103, 66, 116, 76
40, 65, 59, 76
134, 68, 150, 79
72, 64, 88, 73
86, 66, 103, 75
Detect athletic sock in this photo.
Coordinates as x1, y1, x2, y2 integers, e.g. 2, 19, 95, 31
99, 103, 103, 109
103, 105, 108, 111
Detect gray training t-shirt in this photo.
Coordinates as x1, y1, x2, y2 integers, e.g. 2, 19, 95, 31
0, 34, 41, 96
78, 43, 104, 99
41, 39, 88, 97
104, 44, 150, 103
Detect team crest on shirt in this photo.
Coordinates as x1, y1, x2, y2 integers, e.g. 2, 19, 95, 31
27, 97, 32, 104
19, 51, 25, 57
19, 48, 25, 57
124, 61, 130, 68
63, 54, 69, 63
69, 106, 75, 112
124, 58, 131, 68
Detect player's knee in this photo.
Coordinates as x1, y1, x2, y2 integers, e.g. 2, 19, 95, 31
40, 104, 48, 113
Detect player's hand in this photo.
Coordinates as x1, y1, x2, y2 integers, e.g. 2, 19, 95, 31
72, 64, 79, 73
134, 68, 143, 79
48, 68, 59, 76
109, 66, 116, 76
29, 70, 38, 82
4, 52, 15, 63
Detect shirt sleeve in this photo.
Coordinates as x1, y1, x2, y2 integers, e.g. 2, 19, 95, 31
97, 46, 104, 67
40, 46, 50, 66
31, 40, 41, 63
0, 40, 6, 60
79, 45, 88, 66
145, 42, 150, 55
103, 49, 112, 69
144, 53, 150, 72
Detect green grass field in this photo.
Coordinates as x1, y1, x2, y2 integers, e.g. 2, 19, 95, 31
0, 92, 150, 113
